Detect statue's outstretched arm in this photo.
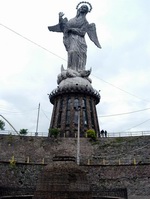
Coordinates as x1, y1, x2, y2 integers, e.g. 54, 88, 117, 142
59, 12, 68, 32
87, 23, 101, 48
48, 24, 62, 32
48, 12, 68, 33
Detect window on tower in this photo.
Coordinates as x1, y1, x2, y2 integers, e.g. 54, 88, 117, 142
60, 99, 64, 110
57, 111, 62, 127
66, 110, 70, 125
74, 98, 79, 109
89, 99, 95, 127
67, 98, 71, 110
82, 98, 88, 126
83, 109, 88, 126
57, 99, 63, 127
74, 110, 78, 125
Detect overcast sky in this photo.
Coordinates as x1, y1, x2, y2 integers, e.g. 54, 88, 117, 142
0, 0, 150, 135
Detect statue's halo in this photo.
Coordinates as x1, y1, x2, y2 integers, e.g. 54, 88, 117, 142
76, 1, 92, 13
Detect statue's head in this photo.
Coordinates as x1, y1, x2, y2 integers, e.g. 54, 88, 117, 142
79, 5, 89, 14
76, 2, 92, 14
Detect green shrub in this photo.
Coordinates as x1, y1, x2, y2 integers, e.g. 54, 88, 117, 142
0, 120, 5, 130
19, 129, 28, 135
49, 128, 59, 138
86, 129, 97, 141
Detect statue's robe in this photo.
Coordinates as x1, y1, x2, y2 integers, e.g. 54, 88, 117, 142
48, 15, 101, 72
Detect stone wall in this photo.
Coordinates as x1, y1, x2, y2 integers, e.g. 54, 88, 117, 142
0, 135, 149, 164
0, 163, 149, 198
0, 135, 150, 199
86, 164, 150, 197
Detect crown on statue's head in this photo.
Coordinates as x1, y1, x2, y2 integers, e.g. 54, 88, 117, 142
76, 1, 92, 13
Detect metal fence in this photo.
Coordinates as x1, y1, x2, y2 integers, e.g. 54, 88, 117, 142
0, 130, 48, 137
0, 130, 150, 137
107, 131, 150, 137
1, 155, 150, 166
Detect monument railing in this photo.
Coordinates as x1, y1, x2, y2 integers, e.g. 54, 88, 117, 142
0, 130, 150, 137
0, 152, 150, 167
0, 155, 150, 166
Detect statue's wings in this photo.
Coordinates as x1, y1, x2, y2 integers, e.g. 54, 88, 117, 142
87, 23, 101, 48
48, 24, 62, 32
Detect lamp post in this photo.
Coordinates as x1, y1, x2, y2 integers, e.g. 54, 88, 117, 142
77, 106, 80, 165
35, 103, 40, 136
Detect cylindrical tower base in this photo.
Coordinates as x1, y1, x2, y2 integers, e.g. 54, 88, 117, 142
49, 76, 100, 137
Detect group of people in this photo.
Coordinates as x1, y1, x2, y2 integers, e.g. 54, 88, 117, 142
100, 130, 107, 137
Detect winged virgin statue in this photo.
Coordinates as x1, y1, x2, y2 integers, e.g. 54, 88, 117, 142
48, 2, 101, 72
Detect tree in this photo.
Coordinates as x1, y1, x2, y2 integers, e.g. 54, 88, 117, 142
19, 129, 28, 135
0, 120, 5, 130
49, 128, 59, 138
86, 129, 97, 141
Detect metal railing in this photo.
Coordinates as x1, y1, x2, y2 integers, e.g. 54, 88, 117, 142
0, 130, 150, 137
107, 131, 150, 137
0, 130, 48, 137
1, 155, 150, 166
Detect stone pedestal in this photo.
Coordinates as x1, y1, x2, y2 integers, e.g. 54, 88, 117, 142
33, 156, 92, 199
